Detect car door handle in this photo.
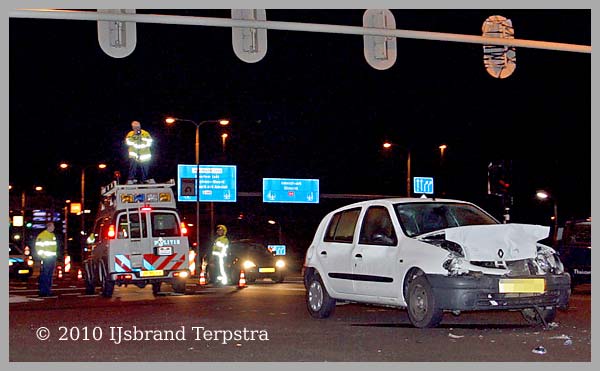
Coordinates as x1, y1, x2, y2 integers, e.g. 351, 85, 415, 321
354, 254, 363, 258
320, 251, 327, 256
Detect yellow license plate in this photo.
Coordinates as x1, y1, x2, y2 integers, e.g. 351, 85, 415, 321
18, 269, 30, 274
258, 267, 275, 273
499, 278, 545, 293
141, 270, 164, 277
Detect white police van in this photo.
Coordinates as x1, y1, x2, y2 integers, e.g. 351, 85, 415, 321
83, 180, 190, 297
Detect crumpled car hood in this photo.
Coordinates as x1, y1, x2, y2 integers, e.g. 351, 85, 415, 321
444, 224, 550, 261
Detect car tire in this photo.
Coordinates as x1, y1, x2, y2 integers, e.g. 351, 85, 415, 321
152, 282, 162, 296
407, 275, 443, 328
521, 307, 557, 326
100, 263, 114, 298
306, 273, 336, 319
172, 279, 186, 294
275, 274, 285, 283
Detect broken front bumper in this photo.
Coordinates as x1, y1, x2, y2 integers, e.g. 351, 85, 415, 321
427, 273, 571, 311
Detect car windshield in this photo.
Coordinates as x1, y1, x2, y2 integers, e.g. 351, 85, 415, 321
394, 202, 498, 237
231, 242, 274, 257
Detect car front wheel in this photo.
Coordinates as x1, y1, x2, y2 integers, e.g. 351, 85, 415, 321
407, 275, 443, 328
306, 273, 336, 319
521, 307, 557, 326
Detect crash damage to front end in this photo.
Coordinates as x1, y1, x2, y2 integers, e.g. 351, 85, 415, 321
418, 224, 571, 312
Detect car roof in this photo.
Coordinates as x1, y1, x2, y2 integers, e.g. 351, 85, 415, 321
332, 197, 475, 212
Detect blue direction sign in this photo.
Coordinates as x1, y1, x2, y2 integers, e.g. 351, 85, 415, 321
263, 178, 319, 204
267, 245, 286, 256
177, 165, 237, 202
413, 177, 434, 195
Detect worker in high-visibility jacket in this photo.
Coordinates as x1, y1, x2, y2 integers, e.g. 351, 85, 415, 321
125, 120, 155, 184
208, 225, 230, 285
36, 222, 58, 297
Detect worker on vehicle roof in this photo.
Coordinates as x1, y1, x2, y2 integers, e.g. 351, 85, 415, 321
125, 120, 155, 184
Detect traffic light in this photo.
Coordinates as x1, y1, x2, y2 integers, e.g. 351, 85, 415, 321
487, 160, 512, 196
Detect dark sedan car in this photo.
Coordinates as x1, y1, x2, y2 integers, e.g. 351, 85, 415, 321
226, 239, 287, 284
9, 243, 33, 280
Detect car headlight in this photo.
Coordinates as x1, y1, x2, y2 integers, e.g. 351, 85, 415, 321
243, 261, 256, 269
276, 260, 285, 268
27, 258, 34, 266
534, 244, 565, 274
9, 261, 13, 266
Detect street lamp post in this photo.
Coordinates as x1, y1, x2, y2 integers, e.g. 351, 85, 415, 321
59, 162, 107, 258
383, 141, 411, 197
536, 190, 559, 241
165, 117, 229, 272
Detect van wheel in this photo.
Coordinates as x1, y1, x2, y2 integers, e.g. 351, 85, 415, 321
152, 282, 162, 296
407, 275, 443, 328
172, 280, 186, 294
100, 263, 114, 298
521, 307, 557, 326
306, 273, 336, 319
83, 262, 95, 295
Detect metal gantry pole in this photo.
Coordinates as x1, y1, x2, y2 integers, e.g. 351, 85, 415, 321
9, 9, 591, 54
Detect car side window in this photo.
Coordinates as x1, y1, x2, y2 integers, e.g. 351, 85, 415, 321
359, 206, 397, 246
324, 208, 361, 243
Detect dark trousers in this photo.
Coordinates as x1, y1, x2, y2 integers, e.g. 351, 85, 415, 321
39, 258, 56, 296
128, 159, 149, 182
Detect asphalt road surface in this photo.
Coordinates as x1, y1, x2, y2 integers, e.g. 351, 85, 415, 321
9, 276, 591, 362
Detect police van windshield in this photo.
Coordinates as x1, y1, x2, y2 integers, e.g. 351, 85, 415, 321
151, 212, 180, 237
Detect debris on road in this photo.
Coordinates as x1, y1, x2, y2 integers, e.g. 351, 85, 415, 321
532, 346, 547, 355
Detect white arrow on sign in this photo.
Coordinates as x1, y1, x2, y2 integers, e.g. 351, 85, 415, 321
97, 9, 137, 58
232, 9, 267, 63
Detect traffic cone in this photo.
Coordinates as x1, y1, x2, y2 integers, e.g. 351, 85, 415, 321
57, 265, 63, 279
199, 270, 207, 286
238, 270, 247, 288
77, 268, 83, 280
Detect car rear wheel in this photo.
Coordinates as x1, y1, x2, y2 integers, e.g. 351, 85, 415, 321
274, 274, 285, 283
407, 275, 443, 328
306, 273, 336, 319
521, 306, 557, 326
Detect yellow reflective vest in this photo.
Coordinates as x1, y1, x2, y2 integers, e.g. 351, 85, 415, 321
212, 236, 229, 254
36, 230, 58, 258
125, 129, 153, 162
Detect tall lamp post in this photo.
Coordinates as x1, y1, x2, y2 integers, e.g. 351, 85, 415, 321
59, 162, 107, 258
165, 117, 229, 269
536, 190, 559, 241
383, 141, 411, 197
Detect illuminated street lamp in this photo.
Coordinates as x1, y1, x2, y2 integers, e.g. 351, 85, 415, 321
165, 116, 230, 270
268, 219, 283, 244
221, 133, 229, 153
536, 189, 559, 241
59, 162, 108, 257
382, 141, 411, 197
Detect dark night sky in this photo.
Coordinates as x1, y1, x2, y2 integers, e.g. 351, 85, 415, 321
8, 9, 591, 241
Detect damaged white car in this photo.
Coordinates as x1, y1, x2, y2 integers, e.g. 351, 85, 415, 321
303, 198, 570, 328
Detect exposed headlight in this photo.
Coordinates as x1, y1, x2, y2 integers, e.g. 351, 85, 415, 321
243, 261, 256, 269
276, 260, 285, 268
9, 261, 13, 266
27, 258, 34, 266
534, 244, 565, 274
